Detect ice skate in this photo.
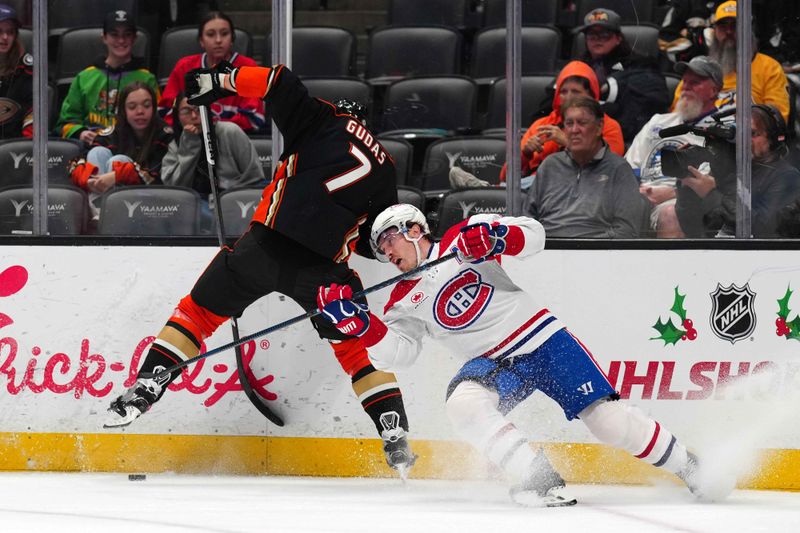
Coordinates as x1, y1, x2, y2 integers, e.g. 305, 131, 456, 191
677, 451, 735, 502
103, 376, 164, 428
381, 426, 417, 480
509, 450, 577, 507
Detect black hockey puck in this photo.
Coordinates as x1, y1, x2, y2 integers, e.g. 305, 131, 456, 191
128, 474, 146, 481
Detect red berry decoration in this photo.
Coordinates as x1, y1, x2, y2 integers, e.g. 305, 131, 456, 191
683, 319, 694, 328
681, 335, 687, 340
686, 329, 697, 340
776, 317, 786, 327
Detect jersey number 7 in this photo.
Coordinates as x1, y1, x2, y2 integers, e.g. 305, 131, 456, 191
325, 144, 372, 193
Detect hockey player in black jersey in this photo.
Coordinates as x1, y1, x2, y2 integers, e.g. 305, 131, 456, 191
104, 61, 416, 474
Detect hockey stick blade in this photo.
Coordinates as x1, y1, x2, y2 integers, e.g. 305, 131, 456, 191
152, 251, 459, 381
200, 105, 284, 427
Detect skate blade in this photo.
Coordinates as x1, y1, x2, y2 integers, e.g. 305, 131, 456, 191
396, 462, 412, 484
102, 406, 141, 429
511, 489, 577, 508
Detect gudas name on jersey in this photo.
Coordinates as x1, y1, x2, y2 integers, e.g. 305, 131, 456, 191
346, 119, 387, 165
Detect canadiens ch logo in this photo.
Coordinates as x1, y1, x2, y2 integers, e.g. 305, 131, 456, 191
434, 268, 494, 330
709, 282, 756, 344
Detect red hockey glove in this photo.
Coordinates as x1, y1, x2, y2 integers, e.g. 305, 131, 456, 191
455, 222, 510, 263
317, 284, 370, 337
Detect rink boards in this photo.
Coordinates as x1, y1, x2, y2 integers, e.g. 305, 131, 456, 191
1, 245, 799, 489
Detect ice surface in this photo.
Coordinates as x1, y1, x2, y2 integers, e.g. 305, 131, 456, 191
0, 473, 797, 533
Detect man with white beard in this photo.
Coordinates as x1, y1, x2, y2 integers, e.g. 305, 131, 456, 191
625, 56, 724, 238
670, 0, 789, 122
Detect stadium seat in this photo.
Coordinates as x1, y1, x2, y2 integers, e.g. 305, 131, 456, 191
380, 76, 477, 134
483, 0, 559, 26
434, 187, 507, 237
577, 0, 655, 24
470, 26, 561, 84
55, 26, 150, 90
421, 136, 506, 192
484, 75, 555, 130
571, 24, 661, 60
301, 78, 371, 109
218, 187, 262, 238
387, 0, 467, 27
0, 185, 88, 235
48, 0, 138, 36
248, 136, 274, 179
664, 73, 681, 104
18, 27, 31, 52
98, 185, 201, 236
157, 26, 252, 85
377, 136, 413, 186
366, 26, 462, 83
397, 185, 425, 211
292, 27, 356, 77
0, 138, 83, 187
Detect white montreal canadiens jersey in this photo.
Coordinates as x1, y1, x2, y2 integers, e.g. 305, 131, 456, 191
368, 214, 564, 372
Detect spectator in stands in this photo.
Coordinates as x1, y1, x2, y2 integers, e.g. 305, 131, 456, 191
670, 1, 790, 122
674, 104, 799, 237
525, 97, 643, 238
0, 4, 31, 139
68, 81, 172, 219
576, 8, 670, 141
497, 61, 624, 188
161, 92, 265, 230
158, 11, 265, 133
658, 0, 714, 64
56, 10, 159, 144
626, 56, 724, 238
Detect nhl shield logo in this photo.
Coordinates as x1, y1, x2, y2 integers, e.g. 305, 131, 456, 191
709, 283, 757, 344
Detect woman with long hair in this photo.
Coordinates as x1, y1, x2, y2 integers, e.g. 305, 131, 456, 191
158, 11, 265, 133
0, 4, 32, 139
69, 81, 173, 213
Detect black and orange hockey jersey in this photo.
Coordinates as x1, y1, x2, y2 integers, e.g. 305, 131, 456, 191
235, 64, 397, 262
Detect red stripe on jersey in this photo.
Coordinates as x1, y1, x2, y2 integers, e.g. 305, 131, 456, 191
635, 422, 661, 459
383, 278, 421, 314
480, 309, 548, 358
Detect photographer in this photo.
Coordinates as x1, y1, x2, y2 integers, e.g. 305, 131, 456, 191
626, 56, 724, 238
674, 104, 800, 237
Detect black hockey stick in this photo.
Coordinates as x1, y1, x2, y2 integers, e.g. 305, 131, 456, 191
198, 105, 285, 427
153, 251, 459, 380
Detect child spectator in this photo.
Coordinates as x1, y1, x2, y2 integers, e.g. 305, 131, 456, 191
69, 81, 172, 219
158, 11, 265, 133
56, 10, 159, 144
0, 4, 32, 139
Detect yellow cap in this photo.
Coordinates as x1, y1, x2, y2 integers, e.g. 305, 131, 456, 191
715, 0, 737, 22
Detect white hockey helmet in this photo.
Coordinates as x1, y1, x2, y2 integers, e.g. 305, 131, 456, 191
370, 203, 430, 262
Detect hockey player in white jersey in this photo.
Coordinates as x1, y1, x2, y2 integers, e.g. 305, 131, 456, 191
316, 204, 715, 506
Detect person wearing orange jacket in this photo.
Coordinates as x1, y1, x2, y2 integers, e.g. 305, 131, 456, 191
500, 61, 624, 187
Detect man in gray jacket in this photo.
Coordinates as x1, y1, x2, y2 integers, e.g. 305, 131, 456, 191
525, 96, 642, 238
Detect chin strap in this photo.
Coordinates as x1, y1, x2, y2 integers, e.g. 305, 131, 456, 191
401, 229, 426, 268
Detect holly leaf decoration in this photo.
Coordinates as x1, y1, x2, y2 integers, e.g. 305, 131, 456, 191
787, 316, 800, 341
650, 317, 686, 346
777, 286, 793, 319
670, 286, 688, 322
